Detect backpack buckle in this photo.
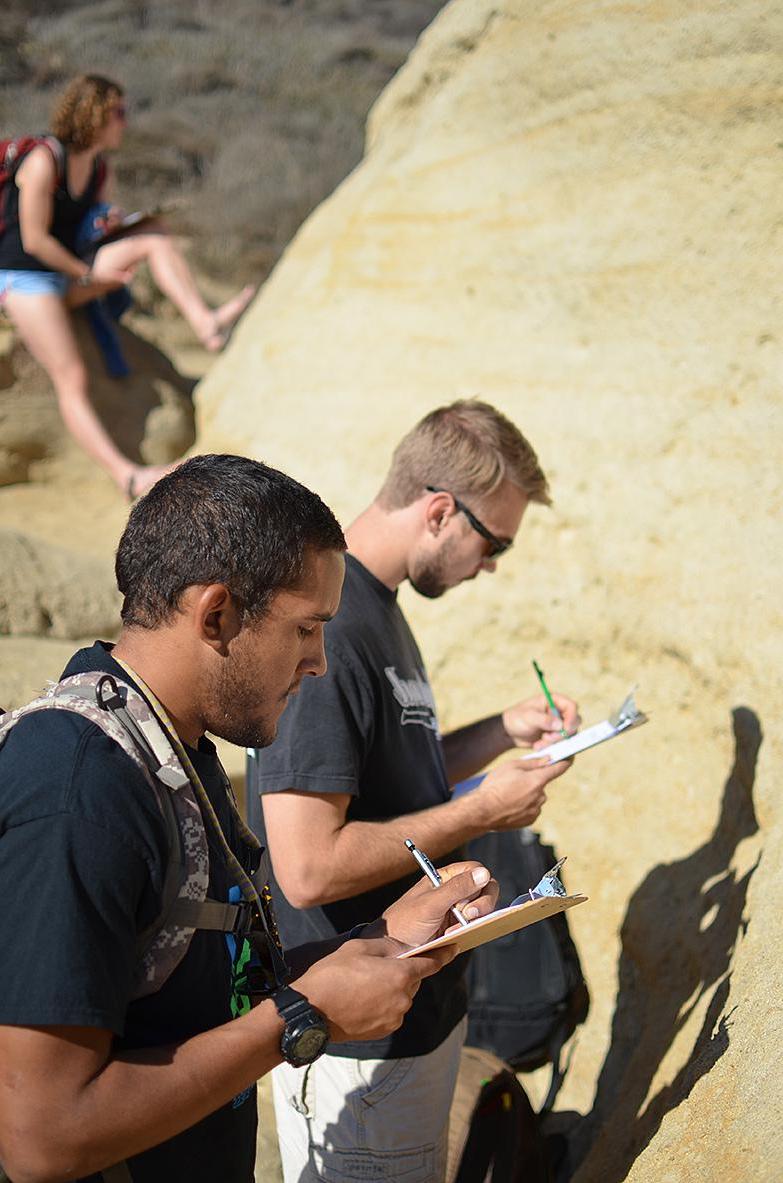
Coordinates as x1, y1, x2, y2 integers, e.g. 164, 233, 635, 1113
96, 674, 125, 712
231, 899, 256, 936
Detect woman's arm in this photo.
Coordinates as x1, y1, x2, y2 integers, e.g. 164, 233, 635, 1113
95, 159, 126, 231
15, 147, 91, 280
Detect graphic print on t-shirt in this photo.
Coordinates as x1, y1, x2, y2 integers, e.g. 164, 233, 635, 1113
384, 666, 439, 732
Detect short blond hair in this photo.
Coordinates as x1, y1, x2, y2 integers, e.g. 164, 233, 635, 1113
378, 399, 551, 510
50, 74, 123, 151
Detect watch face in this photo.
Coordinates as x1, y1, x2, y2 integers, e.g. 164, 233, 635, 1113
293, 1025, 329, 1062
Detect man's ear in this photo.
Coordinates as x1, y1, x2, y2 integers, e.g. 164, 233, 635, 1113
188, 584, 243, 651
423, 489, 452, 538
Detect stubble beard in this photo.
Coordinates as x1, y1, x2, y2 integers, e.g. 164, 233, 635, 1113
409, 539, 454, 600
205, 653, 278, 750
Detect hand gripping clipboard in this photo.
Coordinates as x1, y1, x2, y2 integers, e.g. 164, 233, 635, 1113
398, 858, 587, 959
521, 687, 648, 766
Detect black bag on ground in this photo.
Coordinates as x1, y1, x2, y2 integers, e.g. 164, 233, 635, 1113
448, 1047, 550, 1183
465, 827, 589, 1112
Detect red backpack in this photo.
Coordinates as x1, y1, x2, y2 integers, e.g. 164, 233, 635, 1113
0, 134, 66, 238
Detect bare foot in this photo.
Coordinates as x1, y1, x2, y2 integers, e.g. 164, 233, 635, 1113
199, 284, 256, 352
125, 463, 177, 501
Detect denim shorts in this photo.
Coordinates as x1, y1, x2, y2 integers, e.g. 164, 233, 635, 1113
0, 269, 69, 299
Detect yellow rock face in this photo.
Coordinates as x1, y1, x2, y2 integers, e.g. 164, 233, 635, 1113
197, 1, 782, 1178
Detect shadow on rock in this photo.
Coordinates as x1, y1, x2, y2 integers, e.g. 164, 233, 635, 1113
84, 318, 198, 465
0, 312, 197, 486
569, 706, 762, 1183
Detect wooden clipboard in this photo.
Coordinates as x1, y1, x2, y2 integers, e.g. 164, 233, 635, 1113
397, 892, 588, 959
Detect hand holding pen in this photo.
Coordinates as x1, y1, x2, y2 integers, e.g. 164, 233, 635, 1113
373, 848, 499, 950
500, 665, 580, 749
405, 839, 471, 927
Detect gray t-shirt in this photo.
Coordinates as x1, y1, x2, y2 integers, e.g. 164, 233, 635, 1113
248, 554, 467, 1059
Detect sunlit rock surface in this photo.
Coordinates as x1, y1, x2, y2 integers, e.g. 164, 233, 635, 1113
196, 1, 782, 1178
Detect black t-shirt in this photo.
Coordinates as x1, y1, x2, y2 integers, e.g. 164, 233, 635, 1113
0, 642, 257, 1183
249, 554, 467, 1059
0, 144, 101, 271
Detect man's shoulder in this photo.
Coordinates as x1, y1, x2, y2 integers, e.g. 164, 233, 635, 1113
328, 557, 406, 647
1, 706, 167, 856
332, 560, 380, 623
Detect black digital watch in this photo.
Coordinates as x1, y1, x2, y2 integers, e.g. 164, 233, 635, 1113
272, 985, 330, 1067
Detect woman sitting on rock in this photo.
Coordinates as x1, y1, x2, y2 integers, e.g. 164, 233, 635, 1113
0, 73, 254, 498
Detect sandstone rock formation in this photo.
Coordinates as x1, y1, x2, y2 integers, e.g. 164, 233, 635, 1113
0, 310, 198, 707
0, 528, 119, 640
195, 1, 782, 1178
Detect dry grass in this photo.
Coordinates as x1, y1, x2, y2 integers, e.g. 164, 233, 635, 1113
0, 0, 444, 282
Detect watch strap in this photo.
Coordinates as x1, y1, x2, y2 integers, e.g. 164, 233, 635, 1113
272, 985, 316, 1023
273, 985, 329, 1067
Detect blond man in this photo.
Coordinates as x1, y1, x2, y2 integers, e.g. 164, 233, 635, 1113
249, 400, 579, 1182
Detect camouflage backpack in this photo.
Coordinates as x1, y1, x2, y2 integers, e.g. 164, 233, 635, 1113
0, 671, 284, 1000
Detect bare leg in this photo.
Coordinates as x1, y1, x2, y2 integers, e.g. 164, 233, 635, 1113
3, 290, 171, 496
92, 230, 255, 350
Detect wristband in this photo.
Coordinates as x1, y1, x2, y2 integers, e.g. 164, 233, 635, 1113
76, 271, 93, 287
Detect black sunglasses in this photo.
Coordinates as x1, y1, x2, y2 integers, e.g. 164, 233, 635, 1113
425, 486, 512, 558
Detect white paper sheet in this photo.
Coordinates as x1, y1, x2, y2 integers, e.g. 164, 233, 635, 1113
521, 688, 647, 765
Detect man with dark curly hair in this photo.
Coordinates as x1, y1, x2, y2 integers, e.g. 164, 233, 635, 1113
0, 453, 500, 1182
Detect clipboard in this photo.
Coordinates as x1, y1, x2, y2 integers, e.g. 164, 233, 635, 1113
451, 689, 649, 800
398, 891, 588, 959
520, 687, 648, 766
92, 199, 186, 245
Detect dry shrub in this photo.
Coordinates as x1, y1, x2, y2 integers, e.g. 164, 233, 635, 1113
1, 0, 444, 283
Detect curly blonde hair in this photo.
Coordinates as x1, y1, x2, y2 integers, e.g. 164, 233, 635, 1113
50, 74, 124, 151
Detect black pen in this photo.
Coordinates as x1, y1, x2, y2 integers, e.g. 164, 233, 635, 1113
404, 838, 470, 928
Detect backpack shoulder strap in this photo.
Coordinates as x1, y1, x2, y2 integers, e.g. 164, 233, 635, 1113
0, 134, 65, 189
94, 152, 108, 194
1, 674, 214, 995
40, 135, 65, 187
0, 678, 153, 782
0, 674, 265, 996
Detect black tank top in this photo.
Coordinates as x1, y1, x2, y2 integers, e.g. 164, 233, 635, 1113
0, 143, 102, 272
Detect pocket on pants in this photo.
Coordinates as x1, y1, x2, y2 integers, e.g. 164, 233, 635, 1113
313, 1143, 437, 1182
355, 1056, 417, 1108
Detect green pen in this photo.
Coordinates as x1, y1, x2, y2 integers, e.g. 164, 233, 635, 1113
532, 659, 568, 737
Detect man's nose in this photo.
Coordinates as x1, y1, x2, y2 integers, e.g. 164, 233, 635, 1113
481, 557, 498, 574
305, 630, 328, 677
